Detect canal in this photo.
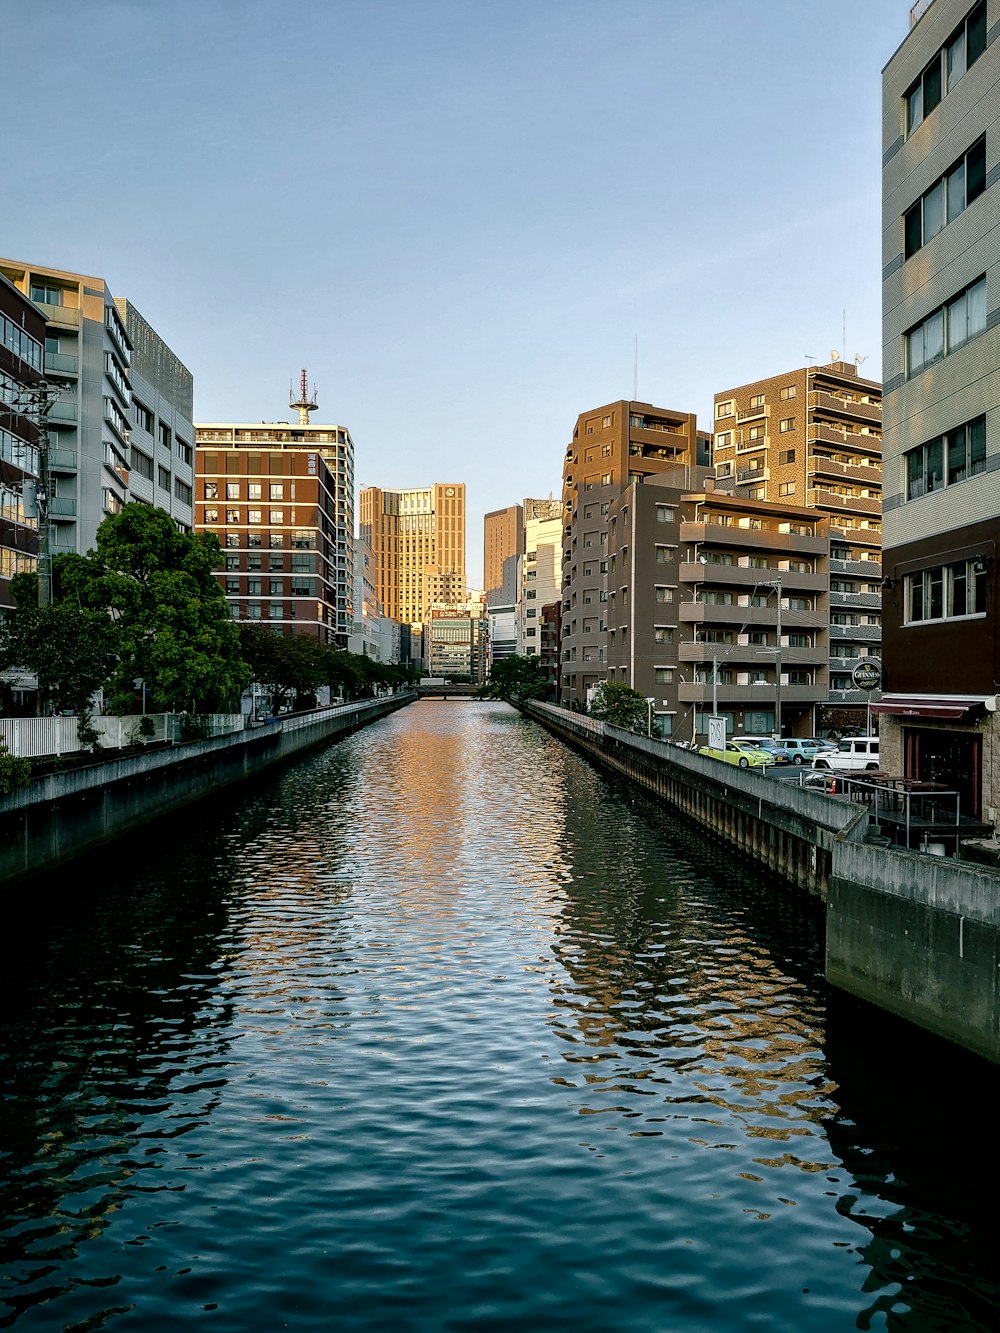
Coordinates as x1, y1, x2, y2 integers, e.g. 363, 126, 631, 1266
2, 700, 999, 1332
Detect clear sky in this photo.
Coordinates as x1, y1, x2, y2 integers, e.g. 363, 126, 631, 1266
6, 0, 907, 586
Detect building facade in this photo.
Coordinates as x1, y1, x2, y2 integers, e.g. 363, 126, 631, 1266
605, 468, 830, 740
483, 503, 522, 663
195, 413, 355, 646
561, 400, 700, 707
0, 260, 194, 558
713, 360, 883, 713
0, 274, 44, 609
359, 483, 466, 627
879, 0, 999, 818
519, 498, 562, 657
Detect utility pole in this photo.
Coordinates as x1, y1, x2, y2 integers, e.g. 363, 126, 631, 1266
11, 379, 59, 609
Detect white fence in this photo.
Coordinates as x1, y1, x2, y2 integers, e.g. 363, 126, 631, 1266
0, 713, 245, 758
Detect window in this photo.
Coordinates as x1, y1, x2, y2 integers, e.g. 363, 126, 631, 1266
748, 485, 765, 500
787, 596, 812, 611
701, 591, 734, 606
653, 627, 673, 643
907, 276, 985, 375
270, 534, 284, 548
224, 507, 238, 523
655, 546, 671, 563
225, 532, 239, 548
716, 462, 732, 477
175, 437, 192, 466
779, 385, 797, 401
778, 482, 796, 497
653, 667, 674, 685
780, 417, 795, 433
716, 400, 734, 419
132, 400, 153, 433
174, 479, 192, 506
748, 424, 766, 440
716, 432, 732, 448
225, 578, 239, 594
654, 586, 673, 603
905, 414, 985, 497
270, 483, 284, 500
130, 448, 153, 480
906, 558, 987, 622
270, 509, 284, 524
248, 509, 262, 524
247, 532, 262, 548
248, 483, 262, 501
655, 504, 674, 523
204, 481, 218, 500
749, 394, 764, 409
906, 2, 985, 134
247, 555, 262, 570
30, 283, 64, 305
904, 138, 985, 258
226, 482, 240, 500
779, 449, 796, 465
159, 423, 172, 449
602, 414, 612, 428
204, 507, 219, 523
225, 555, 239, 571
158, 466, 171, 491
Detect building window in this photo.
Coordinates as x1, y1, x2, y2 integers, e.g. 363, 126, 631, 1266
270, 483, 284, 500
157, 466, 171, 491
270, 534, 284, 548
225, 555, 239, 571
30, 283, 64, 306
225, 578, 239, 594
204, 507, 219, 523
779, 385, 796, 401
716, 432, 732, 449
159, 423, 172, 450
748, 424, 766, 440
270, 509, 284, 524
247, 483, 262, 501
132, 400, 153, 433
904, 138, 985, 259
653, 627, 673, 643
748, 485, 765, 500
174, 479, 192, 506
247, 509, 262, 524
653, 667, 674, 684
780, 449, 796, 465
906, 276, 986, 376
175, 437, 192, 465
204, 481, 218, 500
905, 2, 986, 135
654, 586, 673, 603
779, 417, 795, 433
906, 558, 987, 622
226, 482, 240, 500
225, 532, 239, 548
905, 414, 986, 498
655, 504, 674, 523
778, 482, 796, 497
130, 448, 153, 480
655, 546, 671, 563
716, 461, 732, 477
716, 400, 734, 419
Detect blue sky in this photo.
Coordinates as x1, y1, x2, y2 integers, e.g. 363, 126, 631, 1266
7, 0, 906, 584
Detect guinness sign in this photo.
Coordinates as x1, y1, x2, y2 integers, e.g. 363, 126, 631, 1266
852, 658, 883, 691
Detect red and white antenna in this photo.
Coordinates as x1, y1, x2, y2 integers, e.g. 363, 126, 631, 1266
289, 368, 318, 426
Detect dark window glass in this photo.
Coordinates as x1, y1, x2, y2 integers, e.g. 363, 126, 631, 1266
948, 426, 968, 484
905, 203, 922, 258
907, 449, 925, 498
968, 0, 987, 64
928, 567, 944, 619
923, 57, 942, 116
970, 416, 987, 473
967, 136, 986, 202
926, 438, 944, 491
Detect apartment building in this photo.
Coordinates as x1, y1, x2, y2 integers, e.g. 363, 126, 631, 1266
605, 467, 830, 740
519, 498, 562, 657
879, 0, 998, 819
0, 260, 194, 558
359, 484, 466, 628
195, 412, 355, 646
426, 596, 487, 681
561, 400, 699, 707
484, 503, 522, 662
713, 361, 883, 714
0, 274, 44, 610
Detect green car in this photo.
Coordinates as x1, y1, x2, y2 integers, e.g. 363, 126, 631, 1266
699, 741, 773, 769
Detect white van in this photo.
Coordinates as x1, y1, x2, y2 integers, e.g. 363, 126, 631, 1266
812, 737, 880, 772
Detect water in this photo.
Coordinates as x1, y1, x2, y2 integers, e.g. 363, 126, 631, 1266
2, 701, 999, 1332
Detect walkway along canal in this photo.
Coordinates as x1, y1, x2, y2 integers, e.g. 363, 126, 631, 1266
2, 700, 1000, 1331
525, 701, 1000, 1066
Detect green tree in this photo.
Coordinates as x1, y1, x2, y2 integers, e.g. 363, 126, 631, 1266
588, 680, 656, 734
60, 504, 249, 713
476, 654, 547, 704
0, 571, 119, 724
239, 625, 329, 712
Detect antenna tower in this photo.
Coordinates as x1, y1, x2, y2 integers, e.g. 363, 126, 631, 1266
289, 368, 318, 426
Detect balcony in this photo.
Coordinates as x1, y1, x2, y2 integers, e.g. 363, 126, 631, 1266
736, 465, 769, 485
809, 488, 881, 516
47, 447, 78, 472
807, 453, 883, 486
736, 404, 770, 422
827, 688, 871, 703
680, 561, 826, 593
46, 401, 78, 429
829, 555, 882, 576
808, 390, 881, 426
736, 435, 770, 454
678, 682, 824, 705
829, 589, 881, 610
48, 496, 77, 519
681, 602, 827, 630
828, 521, 882, 547
44, 350, 79, 377
808, 421, 882, 453
34, 300, 80, 331
679, 641, 825, 667
681, 522, 827, 555
830, 622, 881, 640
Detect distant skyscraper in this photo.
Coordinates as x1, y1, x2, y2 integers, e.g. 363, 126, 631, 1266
195, 377, 355, 645
359, 483, 466, 625
484, 503, 522, 662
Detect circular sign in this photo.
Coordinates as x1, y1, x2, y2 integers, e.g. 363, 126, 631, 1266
852, 658, 883, 691
445, 486, 455, 496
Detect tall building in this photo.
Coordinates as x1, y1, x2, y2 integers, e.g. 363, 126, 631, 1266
359, 483, 466, 627
605, 466, 830, 740
561, 399, 699, 706
878, 0, 998, 819
0, 259, 194, 557
713, 361, 883, 715
519, 498, 562, 656
195, 382, 355, 645
0, 273, 44, 609
483, 503, 522, 662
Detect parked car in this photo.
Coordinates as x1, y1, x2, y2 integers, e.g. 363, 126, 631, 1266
779, 739, 823, 766
729, 738, 777, 765
740, 736, 792, 765
699, 741, 772, 769
804, 737, 838, 752
812, 737, 881, 771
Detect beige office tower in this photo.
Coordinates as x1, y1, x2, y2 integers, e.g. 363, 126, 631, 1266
359, 483, 466, 626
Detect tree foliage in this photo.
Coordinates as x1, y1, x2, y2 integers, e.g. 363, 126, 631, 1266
476, 654, 547, 704
588, 681, 656, 733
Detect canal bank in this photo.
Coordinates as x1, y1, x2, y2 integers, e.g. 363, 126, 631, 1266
525, 700, 1000, 1065
0, 692, 415, 887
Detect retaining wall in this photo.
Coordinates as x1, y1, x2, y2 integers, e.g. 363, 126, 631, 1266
0, 694, 413, 888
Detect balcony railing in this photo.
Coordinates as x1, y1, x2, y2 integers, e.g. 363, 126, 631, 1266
808, 390, 881, 425
44, 350, 79, 376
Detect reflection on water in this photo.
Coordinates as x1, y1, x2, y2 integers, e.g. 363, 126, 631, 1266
1, 701, 998, 1332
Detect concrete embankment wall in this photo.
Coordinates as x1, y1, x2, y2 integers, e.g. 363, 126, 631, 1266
828, 842, 1000, 1063
526, 701, 1000, 1064
525, 701, 862, 900
0, 694, 413, 888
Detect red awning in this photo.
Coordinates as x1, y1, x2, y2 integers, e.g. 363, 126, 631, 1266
869, 694, 996, 720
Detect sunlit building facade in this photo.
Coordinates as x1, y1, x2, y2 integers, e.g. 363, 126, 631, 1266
360, 483, 466, 627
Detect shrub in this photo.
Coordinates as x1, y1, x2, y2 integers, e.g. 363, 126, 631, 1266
0, 742, 31, 796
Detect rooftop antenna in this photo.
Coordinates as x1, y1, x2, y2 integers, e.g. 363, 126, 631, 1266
804, 353, 816, 364
855, 353, 867, 367
289, 368, 318, 426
